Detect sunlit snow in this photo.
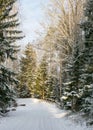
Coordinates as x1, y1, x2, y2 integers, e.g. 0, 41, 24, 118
0, 98, 92, 130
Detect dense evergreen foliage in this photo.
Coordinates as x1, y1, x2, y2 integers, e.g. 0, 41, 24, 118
61, 44, 81, 111
19, 50, 58, 101
0, 0, 23, 111
18, 44, 36, 98
1, 0, 93, 126
34, 54, 57, 100
61, 1, 93, 123
34, 55, 48, 99
79, 0, 93, 117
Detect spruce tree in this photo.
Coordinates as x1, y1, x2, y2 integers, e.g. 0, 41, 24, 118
18, 43, 36, 98
61, 44, 82, 111
62, 0, 93, 115
46, 75, 58, 101
0, 0, 23, 110
34, 55, 48, 99
79, 0, 93, 117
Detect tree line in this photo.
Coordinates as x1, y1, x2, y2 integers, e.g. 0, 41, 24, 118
18, 0, 93, 123
1, 0, 93, 124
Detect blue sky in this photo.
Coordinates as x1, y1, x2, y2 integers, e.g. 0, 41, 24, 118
18, 0, 50, 47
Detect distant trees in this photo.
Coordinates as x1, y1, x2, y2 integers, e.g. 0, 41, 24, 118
35, 0, 93, 120
17, 0, 93, 122
0, 0, 23, 110
18, 43, 36, 98
38, 0, 85, 101
18, 46, 58, 100
34, 53, 57, 100
34, 54, 48, 99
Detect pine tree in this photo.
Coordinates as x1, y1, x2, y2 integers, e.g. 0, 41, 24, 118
18, 43, 36, 98
0, 0, 23, 110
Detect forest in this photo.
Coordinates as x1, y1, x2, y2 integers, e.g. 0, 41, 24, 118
0, 0, 93, 126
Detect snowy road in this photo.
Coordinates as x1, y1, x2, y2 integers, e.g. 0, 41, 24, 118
0, 98, 92, 130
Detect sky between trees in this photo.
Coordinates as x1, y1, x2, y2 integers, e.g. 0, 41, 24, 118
18, 0, 50, 48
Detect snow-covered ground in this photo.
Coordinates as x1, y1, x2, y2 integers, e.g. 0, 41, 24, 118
0, 98, 92, 130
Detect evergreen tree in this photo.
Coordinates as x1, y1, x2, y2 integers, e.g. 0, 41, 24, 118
61, 1, 93, 116
34, 54, 58, 101
34, 55, 48, 99
18, 43, 36, 97
0, 0, 23, 110
61, 44, 83, 111
46, 75, 58, 101
80, 0, 93, 116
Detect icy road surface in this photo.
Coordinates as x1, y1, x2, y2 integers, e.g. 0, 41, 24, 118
0, 98, 92, 130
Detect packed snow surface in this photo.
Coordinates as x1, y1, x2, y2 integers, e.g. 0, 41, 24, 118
0, 98, 92, 130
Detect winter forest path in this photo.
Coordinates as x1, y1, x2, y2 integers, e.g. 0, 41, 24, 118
0, 98, 92, 130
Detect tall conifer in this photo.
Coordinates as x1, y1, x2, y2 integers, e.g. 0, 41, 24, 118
0, 0, 23, 109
